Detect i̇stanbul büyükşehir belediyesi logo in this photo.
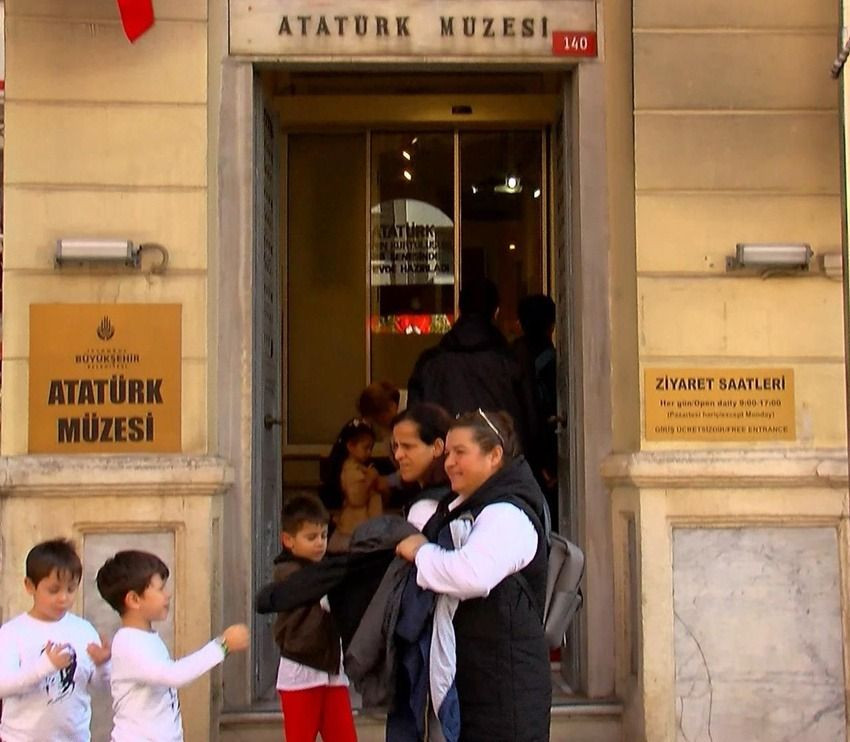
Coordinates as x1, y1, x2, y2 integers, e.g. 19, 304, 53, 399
97, 316, 115, 341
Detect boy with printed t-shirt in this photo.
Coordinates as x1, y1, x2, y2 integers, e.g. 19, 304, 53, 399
96, 550, 249, 742
0, 538, 112, 742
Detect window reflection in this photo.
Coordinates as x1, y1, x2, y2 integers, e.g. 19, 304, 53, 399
370, 133, 454, 387
370, 198, 453, 335
460, 131, 544, 340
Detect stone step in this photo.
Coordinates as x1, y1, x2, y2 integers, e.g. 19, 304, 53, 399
220, 701, 623, 742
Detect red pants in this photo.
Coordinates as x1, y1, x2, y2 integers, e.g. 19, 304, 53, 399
278, 686, 357, 742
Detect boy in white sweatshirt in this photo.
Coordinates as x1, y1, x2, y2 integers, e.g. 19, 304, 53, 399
0, 538, 111, 742
95, 550, 249, 742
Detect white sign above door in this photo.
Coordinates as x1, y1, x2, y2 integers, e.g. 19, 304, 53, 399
229, 0, 598, 62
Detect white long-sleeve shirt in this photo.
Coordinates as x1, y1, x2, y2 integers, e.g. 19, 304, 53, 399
409, 499, 538, 600
109, 627, 225, 742
0, 611, 110, 742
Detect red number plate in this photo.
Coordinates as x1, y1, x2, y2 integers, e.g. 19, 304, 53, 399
552, 31, 598, 58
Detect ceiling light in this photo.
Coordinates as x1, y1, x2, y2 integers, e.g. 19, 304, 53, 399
508, 243, 517, 251
402, 150, 411, 161
533, 188, 541, 199
494, 176, 522, 194
403, 170, 413, 181
471, 185, 478, 194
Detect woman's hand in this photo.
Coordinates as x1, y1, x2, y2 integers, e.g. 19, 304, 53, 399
396, 534, 428, 562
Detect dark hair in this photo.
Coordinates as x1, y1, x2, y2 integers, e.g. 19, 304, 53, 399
459, 279, 499, 319
392, 403, 451, 445
282, 495, 330, 536
517, 294, 556, 340
449, 409, 521, 461
96, 550, 170, 615
391, 403, 453, 487
26, 539, 82, 586
319, 418, 376, 510
357, 381, 400, 420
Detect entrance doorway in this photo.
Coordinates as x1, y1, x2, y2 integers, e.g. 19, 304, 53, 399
252, 70, 581, 702
286, 128, 547, 447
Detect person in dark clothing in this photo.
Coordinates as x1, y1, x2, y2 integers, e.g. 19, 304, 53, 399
396, 410, 552, 742
407, 280, 538, 456
270, 495, 357, 742
256, 515, 419, 651
512, 294, 559, 525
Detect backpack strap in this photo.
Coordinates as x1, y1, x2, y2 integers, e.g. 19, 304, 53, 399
513, 566, 545, 622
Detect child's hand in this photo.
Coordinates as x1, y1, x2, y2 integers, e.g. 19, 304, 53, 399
374, 475, 390, 497
87, 634, 112, 666
221, 623, 250, 653
364, 465, 379, 483
45, 641, 73, 670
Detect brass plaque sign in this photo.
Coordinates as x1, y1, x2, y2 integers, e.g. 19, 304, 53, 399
229, 0, 597, 61
645, 368, 795, 442
29, 304, 182, 453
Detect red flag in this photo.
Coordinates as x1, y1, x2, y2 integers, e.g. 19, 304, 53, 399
117, 0, 154, 43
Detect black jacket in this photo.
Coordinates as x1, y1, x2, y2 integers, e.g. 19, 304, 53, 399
425, 457, 552, 742
256, 516, 419, 650
271, 554, 341, 674
407, 314, 538, 453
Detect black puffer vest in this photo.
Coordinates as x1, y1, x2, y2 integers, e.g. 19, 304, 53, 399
425, 457, 552, 742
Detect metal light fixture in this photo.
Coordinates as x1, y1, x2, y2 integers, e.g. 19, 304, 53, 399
55, 239, 168, 273
726, 243, 812, 272
821, 252, 843, 279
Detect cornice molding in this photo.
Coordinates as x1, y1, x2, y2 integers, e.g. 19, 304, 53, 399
0, 455, 235, 498
601, 448, 849, 489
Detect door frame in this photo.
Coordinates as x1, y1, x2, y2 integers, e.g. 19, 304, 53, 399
215, 60, 616, 708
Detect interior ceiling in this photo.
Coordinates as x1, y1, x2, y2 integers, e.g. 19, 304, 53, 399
266, 70, 564, 96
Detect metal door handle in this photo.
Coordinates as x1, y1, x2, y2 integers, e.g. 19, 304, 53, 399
264, 414, 283, 430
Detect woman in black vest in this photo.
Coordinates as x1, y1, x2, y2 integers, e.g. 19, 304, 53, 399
396, 410, 552, 742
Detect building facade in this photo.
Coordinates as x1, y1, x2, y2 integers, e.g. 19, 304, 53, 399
1, 1, 847, 740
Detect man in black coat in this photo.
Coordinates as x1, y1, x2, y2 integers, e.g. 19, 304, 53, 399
407, 279, 538, 456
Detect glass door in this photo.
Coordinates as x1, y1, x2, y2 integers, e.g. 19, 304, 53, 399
285, 128, 547, 448
369, 132, 456, 389
459, 131, 546, 339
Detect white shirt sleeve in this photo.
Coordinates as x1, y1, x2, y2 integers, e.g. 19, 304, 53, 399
0, 624, 59, 697
413, 502, 538, 600
91, 658, 112, 690
114, 636, 224, 689
406, 498, 439, 531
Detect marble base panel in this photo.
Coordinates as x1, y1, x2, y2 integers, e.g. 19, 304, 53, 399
673, 527, 845, 742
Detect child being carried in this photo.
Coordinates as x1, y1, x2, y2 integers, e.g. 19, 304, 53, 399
321, 418, 384, 551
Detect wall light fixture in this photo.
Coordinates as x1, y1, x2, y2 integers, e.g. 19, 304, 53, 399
726, 243, 812, 272
55, 239, 169, 273
56, 239, 137, 265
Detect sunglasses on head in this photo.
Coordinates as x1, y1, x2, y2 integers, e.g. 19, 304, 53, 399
455, 408, 504, 445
